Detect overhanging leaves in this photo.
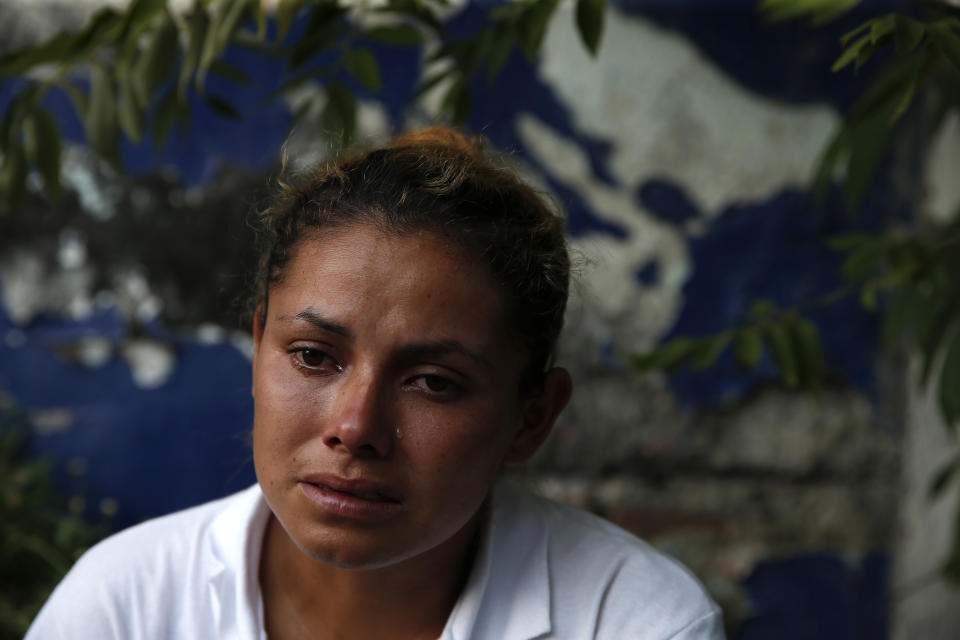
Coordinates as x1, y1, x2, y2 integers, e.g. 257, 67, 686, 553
575, 0, 605, 57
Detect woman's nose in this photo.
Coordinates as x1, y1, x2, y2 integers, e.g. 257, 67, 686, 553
323, 368, 393, 458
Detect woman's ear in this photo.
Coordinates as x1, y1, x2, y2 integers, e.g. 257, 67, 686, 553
252, 305, 265, 350
503, 367, 573, 467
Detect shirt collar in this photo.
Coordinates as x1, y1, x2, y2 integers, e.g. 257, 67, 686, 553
207, 484, 271, 640
443, 483, 553, 640
205, 483, 552, 640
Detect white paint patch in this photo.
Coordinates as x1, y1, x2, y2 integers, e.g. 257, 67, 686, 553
230, 331, 256, 361
57, 229, 88, 270
922, 110, 960, 224
519, 115, 690, 349
75, 336, 113, 368
537, 6, 840, 215
196, 323, 226, 345
61, 147, 119, 221
0, 251, 46, 325
29, 408, 76, 435
112, 268, 163, 323
517, 7, 840, 355
121, 339, 175, 389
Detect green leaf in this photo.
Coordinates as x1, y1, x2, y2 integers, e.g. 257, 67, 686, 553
345, 49, 382, 92
882, 288, 915, 348
254, 0, 268, 41
210, 60, 252, 85
760, 0, 859, 25
628, 338, 698, 371
929, 455, 960, 501
520, 0, 559, 61
790, 316, 824, 390
67, 7, 123, 63
764, 322, 800, 388
440, 76, 471, 125
413, 70, 452, 99
118, 69, 144, 142
486, 30, 516, 83
811, 126, 848, 204
119, 0, 167, 50
691, 334, 731, 370
841, 240, 884, 280
747, 299, 777, 321
938, 322, 960, 430
830, 15, 896, 72
894, 16, 926, 55
827, 232, 877, 251
843, 112, 890, 210
930, 21, 960, 74
322, 82, 357, 145
204, 94, 241, 119
266, 65, 330, 102
575, 0, 605, 57
734, 327, 764, 369
179, 3, 210, 97
462, 28, 496, 78
277, 0, 308, 41
919, 292, 960, 386
868, 14, 896, 45
85, 63, 120, 169
0, 87, 35, 148
364, 24, 424, 46
153, 87, 179, 150
0, 32, 76, 76
0, 139, 28, 214
133, 12, 180, 108
0, 8, 121, 75
24, 108, 61, 198
198, 0, 254, 91
840, 20, 873, 48
287, 3, 345, 71
849, 54, 918, 122
888, 52, 937, 125
832, 34, 871, 72
809, 0, 859, 26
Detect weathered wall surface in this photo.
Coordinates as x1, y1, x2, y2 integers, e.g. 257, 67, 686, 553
0, 1, 940, 637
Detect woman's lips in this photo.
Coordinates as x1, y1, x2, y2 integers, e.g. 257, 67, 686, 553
312, 484, 394, 502
297, 474, 403, 520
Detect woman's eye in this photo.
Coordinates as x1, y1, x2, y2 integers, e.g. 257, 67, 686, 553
411, 374, 460, 396
291, 348, 339, 372
423, 375, 449, 392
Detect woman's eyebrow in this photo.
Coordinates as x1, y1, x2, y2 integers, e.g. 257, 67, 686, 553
279, 309, 352, 337
395, 340, 492, 369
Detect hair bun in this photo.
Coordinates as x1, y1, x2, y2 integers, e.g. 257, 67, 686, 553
390, 125, 482, 156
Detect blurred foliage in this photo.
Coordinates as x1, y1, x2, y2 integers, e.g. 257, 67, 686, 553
0, 403, 104, 640
0, 0, 606, 215
633, 0, 960, 582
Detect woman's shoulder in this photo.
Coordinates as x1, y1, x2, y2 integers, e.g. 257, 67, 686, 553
491, 484, 724, 639
74, 484, 259, 572
25, 484, 265, 640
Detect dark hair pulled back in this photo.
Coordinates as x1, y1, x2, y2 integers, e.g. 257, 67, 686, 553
251, 126, 570, 394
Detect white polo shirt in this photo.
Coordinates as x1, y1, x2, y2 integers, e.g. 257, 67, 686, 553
26, 483, 723, 639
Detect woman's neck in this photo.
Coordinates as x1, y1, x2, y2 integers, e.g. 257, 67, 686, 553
258, 510, 483, 640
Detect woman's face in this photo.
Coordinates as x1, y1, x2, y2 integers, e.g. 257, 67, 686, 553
252, 224, 560, 570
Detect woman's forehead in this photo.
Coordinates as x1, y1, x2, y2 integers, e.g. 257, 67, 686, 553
268, 225, 513, 344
